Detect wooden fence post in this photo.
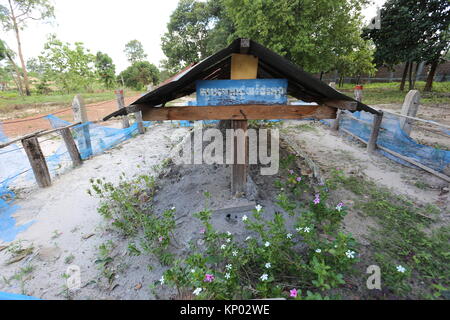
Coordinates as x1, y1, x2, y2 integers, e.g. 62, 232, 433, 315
331, 109, 342, 132
135, 111, 145, 134
400, 90, 420, 135
22, 136, 51, 188
367, 111, 383, 154
72, 95, 92, 158
60, 127, 82, 167
115, 89, 130, 129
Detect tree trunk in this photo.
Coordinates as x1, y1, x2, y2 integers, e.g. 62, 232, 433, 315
400, 61, 409, 91
408, 61, 414, 91
5, 52, 24, 96
411, 62, 419, 89
424, 61, 438, 92
9, 0, 31, 96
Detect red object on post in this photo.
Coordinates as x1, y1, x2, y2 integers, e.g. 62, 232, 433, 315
354, 85, 363, 102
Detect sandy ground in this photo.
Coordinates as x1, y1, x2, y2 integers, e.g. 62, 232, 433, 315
0, 117, 448, 300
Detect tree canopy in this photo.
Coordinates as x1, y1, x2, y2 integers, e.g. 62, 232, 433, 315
124, 40, 148, 64
119, 61, 160, 90
95, 51, 116, 89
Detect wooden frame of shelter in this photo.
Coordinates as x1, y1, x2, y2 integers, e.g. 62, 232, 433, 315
104, 38, 381, 196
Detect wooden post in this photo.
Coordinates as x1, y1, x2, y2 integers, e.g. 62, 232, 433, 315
230, 40, 258, 196
135, 111, 145, 134
22, 136, 51, 188
60, 127, 82, 167
367, 111, 383, 154
115, 89, 130, 129
72, 95, 92, 158
331, 109, 342, 132
400, 90, 420, 135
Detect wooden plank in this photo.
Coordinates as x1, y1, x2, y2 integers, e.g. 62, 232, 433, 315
60, 127, 82, 167
367, 112, 383, 154
21, 136, 51, 188
231, 54, 258, 80
141, 104, 337, 121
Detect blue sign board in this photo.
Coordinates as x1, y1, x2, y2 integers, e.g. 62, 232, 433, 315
196, 79, 287, 106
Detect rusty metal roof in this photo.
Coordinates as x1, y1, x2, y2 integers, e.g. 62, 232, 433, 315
104, 38, 379, 120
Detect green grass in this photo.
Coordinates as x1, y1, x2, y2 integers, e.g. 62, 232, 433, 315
328, 169, 449, 299
0, 90, 141, 115
336, 81, 450, 105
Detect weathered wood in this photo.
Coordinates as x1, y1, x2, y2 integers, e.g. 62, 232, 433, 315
72, 95, 92, 158
0, 130, 45, 149
115, 89, 130, 129
231, 119, 248, 195
400, 90, 420, 135
134, 111, 145, 134
367, 112, 383, 154
331, 109, 342, 132
141, 104, 337, 121
323, 100, 358, 111
21, 136, 51, 188
231, 54, 258, 80
60, 127, 82, 167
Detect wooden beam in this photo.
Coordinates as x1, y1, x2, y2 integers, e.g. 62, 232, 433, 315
323, 100, 358, 111
367, 112, 383, 154
141, 104, 337, 121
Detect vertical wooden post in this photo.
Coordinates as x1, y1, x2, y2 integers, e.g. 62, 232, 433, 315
72, 95, 92, 158
60, 127, 82, 167
230, 39, 258, 196
400, 90, 420, 135
331, 109, 342, 132
367, 111, 383, 154
22, 136, 51, 188
115, 89, 130, 129
135, 111, 145, 134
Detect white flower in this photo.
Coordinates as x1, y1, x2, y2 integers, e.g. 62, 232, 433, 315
396, 265, 406, 273
220, 244, 226, 250
226, 231, 232, 236
304, 227, 311, 233
265, 262, 271, 269
245, 236, 252, 241
264, 241, 270, 247
345, 250, 356, 259
225, 264, 232, 270
171, 207, 176, 210
193, 288, 203, 296
296, 227, 303, 232
260, 273, 268, 281
255, 204, 263, 212
286, 233, 293, 239
160, 276, 165, 285
225, 273, 231, 279
190, 269, 196, 273
315, 249, 321, 253
226, 238, 231, 243
242, 215, 248, 222
232, 250, 238, 257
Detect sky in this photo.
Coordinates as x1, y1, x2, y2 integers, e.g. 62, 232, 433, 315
1, 0, 386, 73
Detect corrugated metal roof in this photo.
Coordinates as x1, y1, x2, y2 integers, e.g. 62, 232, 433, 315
104, 38, 379, 120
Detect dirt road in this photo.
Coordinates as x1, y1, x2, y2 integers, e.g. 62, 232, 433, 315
1, 95, 141, 138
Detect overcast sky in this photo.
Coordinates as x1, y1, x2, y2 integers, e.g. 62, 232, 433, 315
1, 0, 385, 73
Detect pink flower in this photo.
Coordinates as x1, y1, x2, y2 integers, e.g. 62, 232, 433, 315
158, 236, 164, 242
289, 170, 294, 175
204, 274, 215, 282
313, 194, 320, 205
296, 177, 302, 182
290, 288, 298, 298
200, 228, 206, 234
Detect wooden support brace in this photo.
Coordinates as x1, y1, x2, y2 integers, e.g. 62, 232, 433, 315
367, 112, 383, 154
60, 127, 82, 167
21, 136, 51, 188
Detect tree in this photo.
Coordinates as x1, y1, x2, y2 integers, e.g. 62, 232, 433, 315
224, 0, 373, 75
124, 40, 147, 64
38, 34, 96, 93
0, 0, 54, 96
161, 0, 232, 74
364, 0, 450, 91
0, 38, 24, 94
118, 61, 159, 90
95, 51, 116, 88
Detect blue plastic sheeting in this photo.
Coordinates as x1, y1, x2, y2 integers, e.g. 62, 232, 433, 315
0, 291, 40, 300
0, 116, 153, 243
323, 111, 450, 172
